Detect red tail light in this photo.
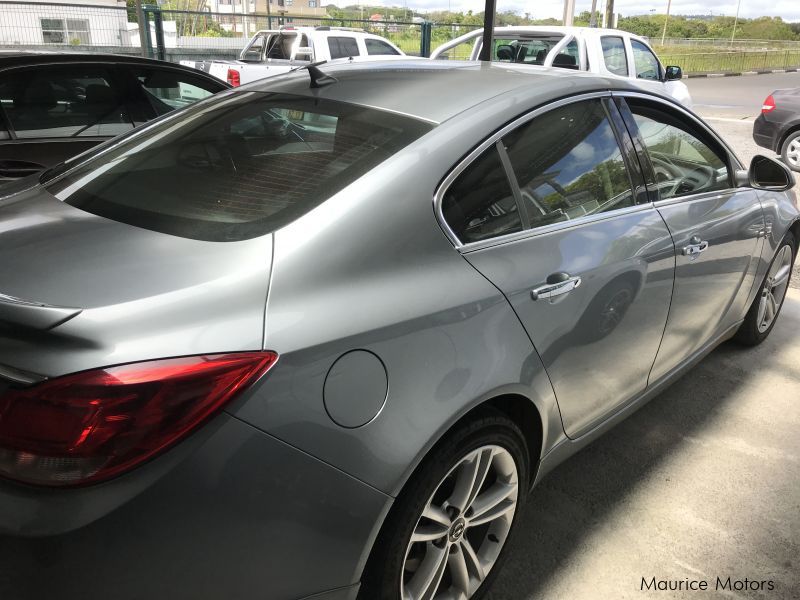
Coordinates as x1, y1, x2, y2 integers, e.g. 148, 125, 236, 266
227, 68, 241, 87
762, 94, 776, 113
0, 352, 277, 486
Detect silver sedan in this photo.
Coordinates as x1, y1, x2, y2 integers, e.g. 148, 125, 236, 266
0, 61, 796, 600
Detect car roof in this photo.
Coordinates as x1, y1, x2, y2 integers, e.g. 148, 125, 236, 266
0, 51, 227, 80
246, 59, 646, 124
485, 25, 648, 42
251, 27, 400, 43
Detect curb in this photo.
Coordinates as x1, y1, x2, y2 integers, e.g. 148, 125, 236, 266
687, 68, 799, 78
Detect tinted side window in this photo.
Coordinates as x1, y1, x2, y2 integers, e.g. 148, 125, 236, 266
503, 100, 634, 228
631, 40, 661, 80
442, 145, 522, 244
365, 39, 400, 55
602, 36, 628, 76
628, 101, 730, 200
135, 68, 222, 114
0, 66, 134, 139
328, 37, 360, 59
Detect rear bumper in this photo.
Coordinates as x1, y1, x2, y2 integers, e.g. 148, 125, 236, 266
0, 413, 390, 600
753, 114, 780, 152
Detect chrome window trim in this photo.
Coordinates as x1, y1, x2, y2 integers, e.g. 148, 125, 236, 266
611, 90, 745, 171
652, 189, 735, 209
460, 203, 653, 253
435, 90, 632, 250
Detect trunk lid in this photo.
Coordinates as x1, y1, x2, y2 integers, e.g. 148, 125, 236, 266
0, 188, 271, 378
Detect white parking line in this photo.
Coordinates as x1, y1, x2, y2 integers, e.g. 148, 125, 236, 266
701, 117, 755, 124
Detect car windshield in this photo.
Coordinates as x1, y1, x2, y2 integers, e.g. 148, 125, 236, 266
46, 92, 432, 242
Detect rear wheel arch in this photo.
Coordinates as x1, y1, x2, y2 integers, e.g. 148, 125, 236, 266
358, 394, 543, 597
778, 123, 800, 153
409, 393, 545, 495
790, 219, 800, 248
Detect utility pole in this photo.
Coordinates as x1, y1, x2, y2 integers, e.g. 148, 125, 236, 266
589, 0, 598, 27
135, 0, 148, 57
731, 0, 743, 44
661, 0, 672, 45
604, 0, 615, 29
562, 0, 576, 26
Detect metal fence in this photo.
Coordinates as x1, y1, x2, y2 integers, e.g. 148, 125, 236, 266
0, 1, 474, 60
2, 2, 799, 73
657, 37, 800, 50
659, 49, 800, 74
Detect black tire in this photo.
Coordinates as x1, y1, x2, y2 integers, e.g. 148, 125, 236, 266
359, 412, 530, 600
735, 232, 796, 346
780, 130, 800, 173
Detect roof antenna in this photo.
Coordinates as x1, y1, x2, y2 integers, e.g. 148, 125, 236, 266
305, 61, 338, 88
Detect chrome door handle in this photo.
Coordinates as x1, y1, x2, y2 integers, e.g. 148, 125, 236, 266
531, 275, 581, 301
682, 240, 709, 257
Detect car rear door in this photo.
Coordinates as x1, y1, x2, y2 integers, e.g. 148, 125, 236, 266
0, 63, 136, 181
438, 95, 675, 438
616, 95, 765, 382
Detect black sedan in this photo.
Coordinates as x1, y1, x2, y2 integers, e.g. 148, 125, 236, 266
0, 52, 229, 183
753, 87, 800, 172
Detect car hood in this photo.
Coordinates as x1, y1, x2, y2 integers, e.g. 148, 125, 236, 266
0, 188, 271, 378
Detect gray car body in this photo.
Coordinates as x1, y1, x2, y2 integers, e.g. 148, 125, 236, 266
0, 61, 797, 600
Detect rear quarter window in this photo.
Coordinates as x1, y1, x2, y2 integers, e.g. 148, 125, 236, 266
328, 36, 360, 59
46, 93, 432, 241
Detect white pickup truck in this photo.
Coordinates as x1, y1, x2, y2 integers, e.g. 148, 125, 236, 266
431, 26, 692, 108
181, 26, 406, 86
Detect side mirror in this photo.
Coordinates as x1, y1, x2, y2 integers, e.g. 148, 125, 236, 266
748, 155, 796, 191
664, 65, 682, 81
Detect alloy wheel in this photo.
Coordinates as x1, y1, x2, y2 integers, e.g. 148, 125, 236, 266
757, 244, 793, 333
400, 445, 519, 600
787, 138, 800, 169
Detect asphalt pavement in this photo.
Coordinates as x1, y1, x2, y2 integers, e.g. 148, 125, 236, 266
489, 74, 800, 599
688, 73, 800, 289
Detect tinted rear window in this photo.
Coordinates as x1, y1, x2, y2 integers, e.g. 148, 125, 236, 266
47, 92, 432, 241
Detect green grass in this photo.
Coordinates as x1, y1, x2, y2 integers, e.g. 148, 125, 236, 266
656, 49, 800, 73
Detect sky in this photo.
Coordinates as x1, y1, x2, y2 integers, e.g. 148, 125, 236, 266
360, 0, 800, 22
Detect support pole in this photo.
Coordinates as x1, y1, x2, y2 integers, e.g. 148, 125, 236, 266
562, 0, 576, 26
604, 0, 615, 29
135, 0, 148, 57
661, 0, 672, 46
478, 0, 497, 62
730, 0, 742, 45
589, 0, 598, 27
153, 7, 166, 61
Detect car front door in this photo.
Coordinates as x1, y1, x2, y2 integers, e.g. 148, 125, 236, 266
617, 96, 765, 382
628, 39, 664, 95
0, 64, 136, 182
438, 96, 675, 438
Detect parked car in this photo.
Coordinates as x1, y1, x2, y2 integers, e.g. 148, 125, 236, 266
0, 60, 796, 600
753, 87, 800, 172
181, 26, 406, 86
0, 52, 229, 183
431, 26, 692, 108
